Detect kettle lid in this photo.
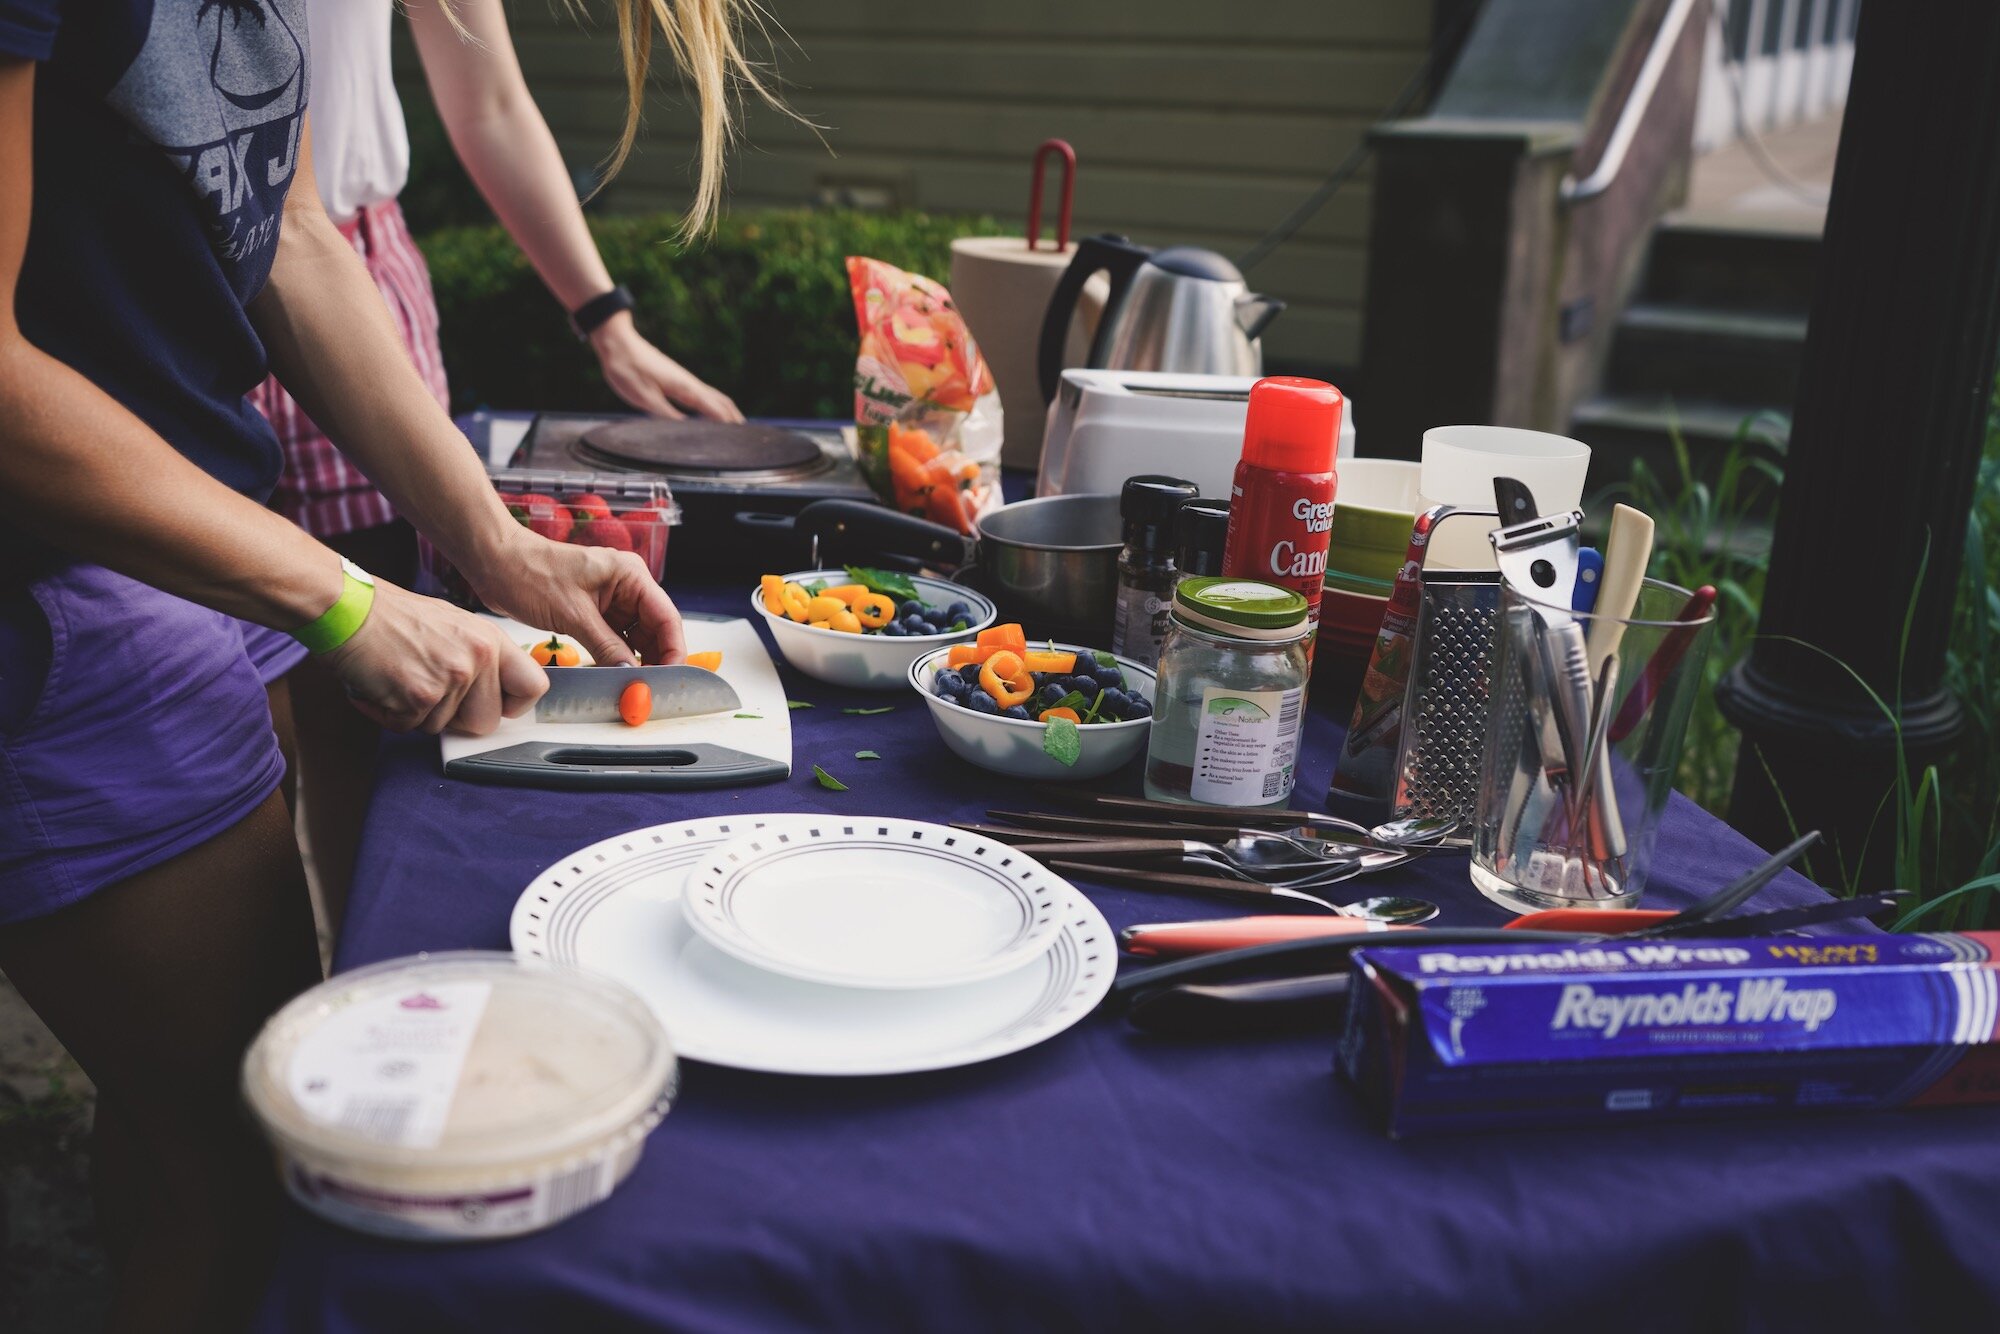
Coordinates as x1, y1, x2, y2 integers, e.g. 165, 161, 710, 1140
1146, 247, 1244, 283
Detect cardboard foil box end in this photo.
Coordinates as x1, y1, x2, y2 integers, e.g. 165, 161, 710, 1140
1337, 933, 2000, 1138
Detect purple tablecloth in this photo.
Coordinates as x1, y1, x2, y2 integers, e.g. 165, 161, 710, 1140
255, 580, 2000, 1334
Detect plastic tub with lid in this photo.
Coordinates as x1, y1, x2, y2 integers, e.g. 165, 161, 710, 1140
243, 951, 676, 1242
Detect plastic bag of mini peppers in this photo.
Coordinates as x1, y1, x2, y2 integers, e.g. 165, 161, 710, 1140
846, 256, 1002, 534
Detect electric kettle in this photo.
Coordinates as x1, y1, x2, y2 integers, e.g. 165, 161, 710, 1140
1036, 234, 1284, 402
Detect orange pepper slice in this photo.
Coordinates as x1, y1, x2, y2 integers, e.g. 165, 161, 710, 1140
947, 644, 999, 668
976, 623, 1027, 653
829, 608, 863, 634
824, 584, 871, 606
1021, 650, 1077, 674
530, 635, 581, 668
979, 651, 1034, 708
854, 592, 897, 628
686, 651, 723, 671
779, 582, 812, 622
758, 575, 787, 615
618, 680, 652, 727
1040, 706, 1081, 724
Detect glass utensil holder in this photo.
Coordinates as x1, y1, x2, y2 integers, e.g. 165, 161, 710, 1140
1471, 579, 1713, 914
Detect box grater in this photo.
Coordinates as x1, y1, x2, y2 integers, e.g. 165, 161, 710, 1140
1389, 568, 1501, 833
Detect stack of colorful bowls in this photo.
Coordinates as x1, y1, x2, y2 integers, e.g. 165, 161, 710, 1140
1320, 459, 1422, 660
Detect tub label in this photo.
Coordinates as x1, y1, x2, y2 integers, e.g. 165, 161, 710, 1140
287, 981, 493, 1150
1190, 685, 1305, 805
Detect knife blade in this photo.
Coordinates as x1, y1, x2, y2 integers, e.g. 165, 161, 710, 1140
534, 665, 742, 724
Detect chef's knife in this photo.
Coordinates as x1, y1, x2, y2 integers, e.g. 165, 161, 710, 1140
535, 665, 742, 724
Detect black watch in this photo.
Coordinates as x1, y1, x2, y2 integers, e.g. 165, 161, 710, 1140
569, 284, 635, 340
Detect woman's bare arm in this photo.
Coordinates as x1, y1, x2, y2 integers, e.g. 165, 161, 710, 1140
249, 109, 685, 671
407, 0, 742, 421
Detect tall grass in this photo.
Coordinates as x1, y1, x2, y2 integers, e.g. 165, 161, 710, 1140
1616, 412, 1785, 813
1623, 380, 2000, 928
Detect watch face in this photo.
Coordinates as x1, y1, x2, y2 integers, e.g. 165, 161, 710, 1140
342, 559, 376, 587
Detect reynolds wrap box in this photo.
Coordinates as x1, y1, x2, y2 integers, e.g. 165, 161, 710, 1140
1338, 933, 2000, 1136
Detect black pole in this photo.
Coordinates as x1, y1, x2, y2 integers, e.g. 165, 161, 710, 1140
1716, 3, 2000, 881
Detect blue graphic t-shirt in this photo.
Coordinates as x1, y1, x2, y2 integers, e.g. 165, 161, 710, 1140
2, 0, 308, 520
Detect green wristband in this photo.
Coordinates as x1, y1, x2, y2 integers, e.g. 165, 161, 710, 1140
290, 558, 377, 654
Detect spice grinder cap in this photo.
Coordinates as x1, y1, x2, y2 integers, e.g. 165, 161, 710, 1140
1174, 498, 1231, 576
1174, 576, 1309, 639
1120, 475, 1202, 549
1240, 376, 1343, 475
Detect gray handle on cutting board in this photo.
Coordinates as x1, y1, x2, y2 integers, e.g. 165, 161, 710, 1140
445, 742, 789, 790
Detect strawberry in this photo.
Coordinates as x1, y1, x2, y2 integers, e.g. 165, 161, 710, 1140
516, 492, 572, 542
569, 492, 614, 524
569, 514, 634, 552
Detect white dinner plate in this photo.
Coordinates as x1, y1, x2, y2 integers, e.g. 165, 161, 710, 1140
507, 817, 1114, 1076
681, 819, 1066, 989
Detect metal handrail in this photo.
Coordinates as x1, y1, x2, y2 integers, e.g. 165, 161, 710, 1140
1561, 0, 1701, 203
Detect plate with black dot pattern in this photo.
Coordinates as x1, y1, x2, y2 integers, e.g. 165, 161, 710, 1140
509, 816, 1113, 1075
682, 819, 1066, 989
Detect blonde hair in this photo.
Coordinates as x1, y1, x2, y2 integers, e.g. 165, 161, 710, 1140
606, 0, 788, 240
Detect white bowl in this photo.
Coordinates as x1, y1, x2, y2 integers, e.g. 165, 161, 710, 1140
751, 570, 996, 691
908, 642, 1156, 781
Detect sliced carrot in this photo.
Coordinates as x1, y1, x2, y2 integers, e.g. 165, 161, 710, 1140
1021, 650, 1077, 674
686, 651, 723, 671
1040, 706, 1081, 724
977, 623, 1027, 652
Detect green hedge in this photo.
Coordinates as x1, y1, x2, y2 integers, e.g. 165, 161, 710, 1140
417, 209, 1011, 421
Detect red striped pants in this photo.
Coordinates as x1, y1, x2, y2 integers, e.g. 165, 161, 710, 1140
250, 198, 449, 539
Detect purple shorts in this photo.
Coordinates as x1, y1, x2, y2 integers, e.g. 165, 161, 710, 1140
0, 563, 287, 925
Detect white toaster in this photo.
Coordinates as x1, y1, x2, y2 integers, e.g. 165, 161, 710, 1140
1035, 369, 1356, 499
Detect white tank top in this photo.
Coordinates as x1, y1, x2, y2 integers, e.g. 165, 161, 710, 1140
306, 0, 408, 222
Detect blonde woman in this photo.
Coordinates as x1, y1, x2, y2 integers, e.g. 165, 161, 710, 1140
259, 0, 747, 923
0, 1, 761, 1328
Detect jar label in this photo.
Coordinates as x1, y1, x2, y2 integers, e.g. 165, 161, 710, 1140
1113, 583, 1172, 665
1190, 685, 1305, 805
286, 981, 493, 1149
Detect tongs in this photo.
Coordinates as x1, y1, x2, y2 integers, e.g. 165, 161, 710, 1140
1110, 832, 1844, 1030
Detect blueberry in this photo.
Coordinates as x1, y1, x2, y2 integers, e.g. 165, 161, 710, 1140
1030, 672, 1049, 688
968, 692, 1000, 715
896, 599, 924, 618
1002, 704, 1030, 720
883, 622, 908, 636
902, 613, 930, 633
1039, 683, 1068, 706
945, 601, 971, 622
1095, 664, 1126, 689
1125, 696, 1152, 718
1098, 687, 1128, 714
934, 668, 961, 690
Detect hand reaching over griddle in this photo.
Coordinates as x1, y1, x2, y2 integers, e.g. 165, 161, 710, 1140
589, 314, 744, 423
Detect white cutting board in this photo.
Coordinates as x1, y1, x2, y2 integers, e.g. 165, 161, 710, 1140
440, 613, 791, 788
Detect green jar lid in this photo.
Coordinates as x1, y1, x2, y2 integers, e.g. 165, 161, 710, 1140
1173, 577, 1309, 633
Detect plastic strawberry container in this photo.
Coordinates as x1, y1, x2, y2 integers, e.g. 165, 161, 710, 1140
417, 467, 681, 609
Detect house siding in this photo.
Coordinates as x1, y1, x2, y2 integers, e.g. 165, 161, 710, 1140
423, 1, 1431, 370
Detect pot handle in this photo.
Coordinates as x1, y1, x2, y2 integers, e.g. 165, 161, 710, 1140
789, 500, 974, 571
1037, 233, 1150, 404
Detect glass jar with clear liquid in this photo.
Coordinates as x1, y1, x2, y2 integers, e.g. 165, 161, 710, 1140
1144, 578, 1311, 808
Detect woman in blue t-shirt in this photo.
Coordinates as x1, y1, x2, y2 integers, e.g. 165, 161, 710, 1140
0, 1, 772, 1328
